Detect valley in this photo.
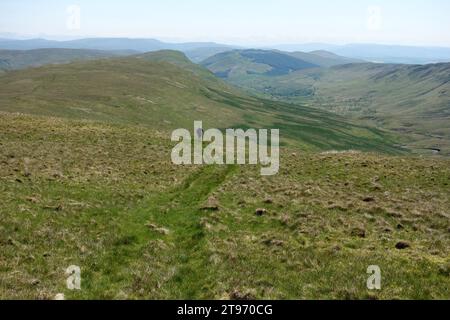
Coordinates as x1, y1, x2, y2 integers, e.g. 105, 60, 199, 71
201, 50, 450, 155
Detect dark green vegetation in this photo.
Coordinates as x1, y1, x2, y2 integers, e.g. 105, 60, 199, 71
202, 52, 450, 155
0, 48, 134, 71
0, 49, 449, 300
201, 49, 364, 79
0, 50, 400, 153
0, 113, 449, 299
184, 47, 240, 63
286, 50, 364, 67
201, 49, 361, 79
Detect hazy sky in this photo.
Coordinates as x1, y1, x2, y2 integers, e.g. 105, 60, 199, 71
1, 0, 450, 46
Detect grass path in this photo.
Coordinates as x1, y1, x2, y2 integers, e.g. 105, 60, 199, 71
73, 165, 235, 299
143, 165, 235, 298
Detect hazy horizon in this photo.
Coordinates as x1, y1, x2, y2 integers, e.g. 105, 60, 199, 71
1, 0, 450, 47
3, 34, 450, 50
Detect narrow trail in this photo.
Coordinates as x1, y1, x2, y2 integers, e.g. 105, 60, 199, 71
144, 165, 235, 298
84, 165, 236, 299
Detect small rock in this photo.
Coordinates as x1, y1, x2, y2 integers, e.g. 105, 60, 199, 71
229, 289, 256, 300
43, 204, 63, 212
30, 279, 40, 286
54, 293, 65, 300
395, 241, 410, 250
371, 183, 382, 191
438, 264, 450, 276
26, 196, 39, 203
351, 227, 366, 238
262, 238, 284, 247
255, 208, 267, 216
200, 196, 219, 211
146, 223, 170, 235
387, 211, 403, 218
331, 245, 342, 253
263, 198, 273, 204
362, 196, 375, 202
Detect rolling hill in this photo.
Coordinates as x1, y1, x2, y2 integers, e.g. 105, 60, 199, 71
0, 48, 134, 70
0, 50, 400, 153
272, 43, 450, 64
332, 44, 450, 64
0, 38, 237, 62
201, 52, 450, 155
273, 63, 450, 155
286, 50, 364, 67
201, 49, 320, 78
0, 37, 233, 51
184, 47, 238, 63
201, 49, 364, 81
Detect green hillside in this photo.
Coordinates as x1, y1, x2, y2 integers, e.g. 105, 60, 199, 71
184, 47, 237, 63
287, 50, 364, 67
0, 50, 401, 153
0, 48, 134, 70
201, 56, 450, 155
201, 49, 364, 80
1, 112, 449, 299
201, 49, 319, 78
267, 63, 450, 155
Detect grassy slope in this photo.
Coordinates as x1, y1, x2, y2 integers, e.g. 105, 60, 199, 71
0, 112, 448, 299
0, 51, 400, 153
287, 50, 364, 67
201, 49, 363, 79
201, 49, 319, 78
205, 62, 450, 155
0, 48, 133, 70
184, 47, 236, 63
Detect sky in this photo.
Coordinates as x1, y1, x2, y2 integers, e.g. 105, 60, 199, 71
1, 0, 450, 47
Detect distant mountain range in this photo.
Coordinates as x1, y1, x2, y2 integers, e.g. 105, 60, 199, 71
0, 38, 238, 62
271, 43, 450, 64
0, 46, 361, 72
0, 48, 132, 70
0, 37, 233, 51
0, 39, 449, 154
1, 38, 450, 64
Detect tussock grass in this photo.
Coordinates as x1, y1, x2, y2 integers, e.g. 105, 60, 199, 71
1, 113, 448, 299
